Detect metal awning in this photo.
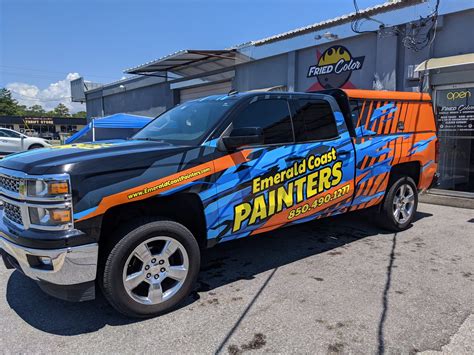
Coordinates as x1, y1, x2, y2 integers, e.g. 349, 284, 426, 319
415, 53, 474, 72
125, 49, 245, 76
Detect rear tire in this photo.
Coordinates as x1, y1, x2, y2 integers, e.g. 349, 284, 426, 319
100, 218, 200, 318
377, 176, 418, 231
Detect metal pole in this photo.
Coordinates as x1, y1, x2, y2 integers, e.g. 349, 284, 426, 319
91, 119, 95, 142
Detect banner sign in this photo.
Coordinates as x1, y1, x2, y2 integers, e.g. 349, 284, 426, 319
23, 118, 54, 125
436, 88, 474, 135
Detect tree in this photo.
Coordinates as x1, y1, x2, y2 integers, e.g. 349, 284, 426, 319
0, 88, 24, 116
52, 103, 70, 117
25, 104, 46, 116
72, 111, 87, 118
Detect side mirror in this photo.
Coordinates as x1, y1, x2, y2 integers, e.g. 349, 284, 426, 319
221, 127, 264, 150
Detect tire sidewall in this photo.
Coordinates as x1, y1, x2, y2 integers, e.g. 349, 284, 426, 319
383, 176, 418, 230
102, 220, 200, 318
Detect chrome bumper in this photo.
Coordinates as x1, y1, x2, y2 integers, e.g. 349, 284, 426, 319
0, 234, 98, 285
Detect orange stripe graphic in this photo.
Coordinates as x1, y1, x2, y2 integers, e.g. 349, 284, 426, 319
76, 149, 253, 222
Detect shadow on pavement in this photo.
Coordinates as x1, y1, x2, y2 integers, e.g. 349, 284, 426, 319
6, 209, 433, 336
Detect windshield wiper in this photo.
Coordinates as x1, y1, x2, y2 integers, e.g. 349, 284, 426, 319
132, 137, 165, 142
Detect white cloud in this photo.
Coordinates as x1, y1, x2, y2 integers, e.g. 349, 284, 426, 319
6, 73, 86, 113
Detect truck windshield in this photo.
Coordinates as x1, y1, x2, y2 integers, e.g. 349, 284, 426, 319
133, 99, 237, 145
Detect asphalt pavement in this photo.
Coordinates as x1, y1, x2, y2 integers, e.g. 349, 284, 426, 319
0, 203, 473, 354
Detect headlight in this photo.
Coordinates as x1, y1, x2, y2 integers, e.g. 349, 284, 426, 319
26, 179, 70, 198
29, 206, 72, 227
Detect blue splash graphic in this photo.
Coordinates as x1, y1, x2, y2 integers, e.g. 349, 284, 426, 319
408, 136, 436, 156
368, 103, 397, 124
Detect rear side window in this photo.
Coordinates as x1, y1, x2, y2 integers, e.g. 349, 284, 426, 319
349, 99, 363, 128
0, 129, 20, 138
231, 99, 293, 144
293, 99, 338, 141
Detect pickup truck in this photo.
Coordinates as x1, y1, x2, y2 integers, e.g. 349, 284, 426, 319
0, 89, 438, 317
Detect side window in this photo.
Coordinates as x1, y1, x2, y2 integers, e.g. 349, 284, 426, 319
231, 99, 293, 144
4, 130, 20, 138
0, 130, 7, 137
293, 99, 338, 141
349, 99, 363, 128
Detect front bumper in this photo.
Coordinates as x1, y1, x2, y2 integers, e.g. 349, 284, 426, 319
0, 234, 98, 286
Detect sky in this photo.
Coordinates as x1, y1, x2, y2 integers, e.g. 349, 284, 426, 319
0, 0, 456, 112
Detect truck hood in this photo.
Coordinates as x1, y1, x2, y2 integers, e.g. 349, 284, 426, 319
0, 140, 194, 175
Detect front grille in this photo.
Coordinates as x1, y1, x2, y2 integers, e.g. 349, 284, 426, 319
0, 175, 21, 194
4, 202, 23, 226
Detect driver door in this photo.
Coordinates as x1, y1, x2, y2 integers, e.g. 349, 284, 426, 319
210, 96, 296, 242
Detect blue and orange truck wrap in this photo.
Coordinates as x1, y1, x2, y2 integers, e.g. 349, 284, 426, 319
0, 89, 438, 317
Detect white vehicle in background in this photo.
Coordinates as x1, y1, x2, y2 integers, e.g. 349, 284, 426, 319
0, 128, 51, 155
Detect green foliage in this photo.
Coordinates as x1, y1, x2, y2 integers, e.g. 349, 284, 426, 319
52, 103, 70, 117
72, 111, 87, 118
24, 104, 46, 116
0, 88, 84, 118
0, 88, 24, 115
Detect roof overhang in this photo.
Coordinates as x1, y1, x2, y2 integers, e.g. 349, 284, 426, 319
125, 49, 246, 76
249, 0, 425, 46
415, 53, 474, 72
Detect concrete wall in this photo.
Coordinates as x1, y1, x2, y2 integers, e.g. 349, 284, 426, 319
85, 77, 175, 119
233, 53, 288, 91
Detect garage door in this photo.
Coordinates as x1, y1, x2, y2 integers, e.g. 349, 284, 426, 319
179, 81, 232, 103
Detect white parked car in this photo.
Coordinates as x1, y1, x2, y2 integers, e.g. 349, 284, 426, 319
0, 128, 51, 154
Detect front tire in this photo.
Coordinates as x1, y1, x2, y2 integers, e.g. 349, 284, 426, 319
28, 144, 44, 150
101, 218, 200, 318
377, 176, 418, 231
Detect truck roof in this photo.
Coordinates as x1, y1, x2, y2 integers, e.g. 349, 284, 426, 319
342, 89, 431, 101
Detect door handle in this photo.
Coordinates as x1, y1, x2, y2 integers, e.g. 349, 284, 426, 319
338, 150, 351, 157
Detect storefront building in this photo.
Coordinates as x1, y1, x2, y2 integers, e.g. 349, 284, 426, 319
0, 116, 87, 140
71, 1, 474, 198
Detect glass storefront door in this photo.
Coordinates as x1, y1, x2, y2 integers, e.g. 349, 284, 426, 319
435, 85, 474, 194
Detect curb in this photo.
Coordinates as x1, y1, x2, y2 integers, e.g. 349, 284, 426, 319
420, 192, 474, 209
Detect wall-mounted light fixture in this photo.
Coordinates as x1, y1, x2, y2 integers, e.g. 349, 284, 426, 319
322, 31, 339, 40
315, 31, 339, 41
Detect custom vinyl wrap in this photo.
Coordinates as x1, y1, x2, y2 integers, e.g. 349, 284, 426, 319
0, 91, 437, 248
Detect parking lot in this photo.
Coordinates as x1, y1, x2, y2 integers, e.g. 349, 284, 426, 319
0, 203, 473, 354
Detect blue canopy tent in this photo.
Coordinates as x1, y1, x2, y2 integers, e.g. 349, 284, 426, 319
66, 113, 152, 144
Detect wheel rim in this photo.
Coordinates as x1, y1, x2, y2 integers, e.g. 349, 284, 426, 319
392, 183, 415, 224
122, 236, 189, 305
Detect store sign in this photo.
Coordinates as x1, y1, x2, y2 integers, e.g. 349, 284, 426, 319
307, 45, 365, 89
23, 118, 54, 125
436, 88, 474, 135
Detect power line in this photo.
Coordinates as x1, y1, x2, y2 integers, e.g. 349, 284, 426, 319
351, 0, 441, 52
351, 0, 385, 34
1, 70, 82, 80
9, 90, 74, 103
0, 65, 119, 80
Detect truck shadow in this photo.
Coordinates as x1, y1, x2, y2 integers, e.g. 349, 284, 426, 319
5, 209, 432, 336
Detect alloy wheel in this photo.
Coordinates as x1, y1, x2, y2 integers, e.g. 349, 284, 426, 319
122, 236, 189, 305
392, 183, 415, 224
